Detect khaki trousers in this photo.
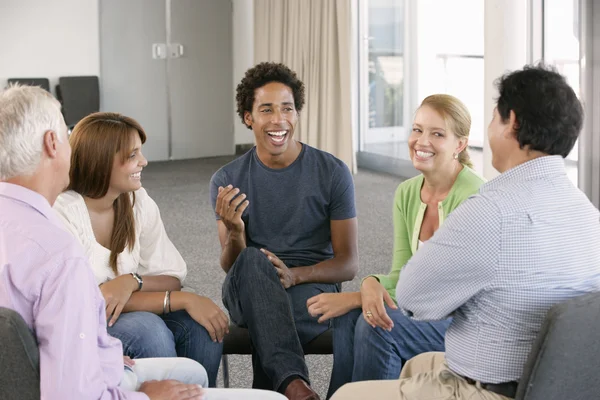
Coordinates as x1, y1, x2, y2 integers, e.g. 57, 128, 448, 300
330, 352, 511, 400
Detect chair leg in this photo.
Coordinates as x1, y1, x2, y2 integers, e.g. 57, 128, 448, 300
221, 354, 230, 388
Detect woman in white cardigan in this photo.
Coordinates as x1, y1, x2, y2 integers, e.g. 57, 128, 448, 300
54, 112, 227, 387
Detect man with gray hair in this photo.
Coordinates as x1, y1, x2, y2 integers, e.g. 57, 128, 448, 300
0, 85, 206, 400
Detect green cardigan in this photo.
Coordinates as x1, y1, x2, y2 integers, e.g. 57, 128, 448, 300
372, 166, 486, 300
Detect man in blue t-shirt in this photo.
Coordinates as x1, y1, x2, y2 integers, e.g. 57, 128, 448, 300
210, 62, 358, 400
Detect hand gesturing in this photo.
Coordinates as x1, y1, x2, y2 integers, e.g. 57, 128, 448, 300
215, 185, 249, 234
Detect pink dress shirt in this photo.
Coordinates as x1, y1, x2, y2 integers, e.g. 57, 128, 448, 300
0, 182, 147, 400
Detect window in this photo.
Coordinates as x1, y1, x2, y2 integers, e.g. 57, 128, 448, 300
358, 0, 407, 161
356, 0, 484, 176
415, 0, 484, 173
543, 0, 580, 185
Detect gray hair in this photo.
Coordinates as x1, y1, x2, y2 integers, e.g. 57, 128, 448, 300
0, 84, 65, 180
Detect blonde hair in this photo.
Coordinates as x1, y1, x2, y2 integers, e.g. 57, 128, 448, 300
419, 94, 473, 168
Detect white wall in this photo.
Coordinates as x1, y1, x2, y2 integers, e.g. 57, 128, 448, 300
0, 0, 100, 96
1, 0, 251, 146
483, 0, 528, 180
232, 0, 255, 145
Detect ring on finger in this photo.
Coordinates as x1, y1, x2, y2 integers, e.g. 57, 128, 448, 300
365, 311, 373, 318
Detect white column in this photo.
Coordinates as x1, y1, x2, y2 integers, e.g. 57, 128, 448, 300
233, 0, 255, 145
579, 0, 600, 207
483, 0, 529, 179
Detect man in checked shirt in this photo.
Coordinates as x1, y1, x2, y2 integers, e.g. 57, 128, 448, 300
332, 64, 600, 400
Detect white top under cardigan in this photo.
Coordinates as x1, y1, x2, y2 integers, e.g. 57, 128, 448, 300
53, 188, 187, 286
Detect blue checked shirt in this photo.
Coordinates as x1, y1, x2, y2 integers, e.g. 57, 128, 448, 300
396, 156, 600, 383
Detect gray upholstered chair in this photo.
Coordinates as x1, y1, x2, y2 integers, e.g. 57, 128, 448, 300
223, 292, 600, 394
0, 307, 40, 400
5, 292, 600, 397
515, 291, 600, 400
221, 325, 333, 388
55, 75, 100, 129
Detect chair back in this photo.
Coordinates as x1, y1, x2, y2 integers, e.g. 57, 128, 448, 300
516, 292, 600, 400
7, 77, 50, 92
0, 307, 40, 400
57, 75, 100, 128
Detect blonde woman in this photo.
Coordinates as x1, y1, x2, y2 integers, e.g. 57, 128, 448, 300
53, 112, 226, 387
307, 95, 486, 398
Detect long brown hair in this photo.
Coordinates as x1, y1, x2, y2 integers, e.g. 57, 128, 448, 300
68, 112, 147, 275
419, 94, 473, 168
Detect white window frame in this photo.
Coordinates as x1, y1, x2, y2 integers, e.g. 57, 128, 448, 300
355, 0, 419, 178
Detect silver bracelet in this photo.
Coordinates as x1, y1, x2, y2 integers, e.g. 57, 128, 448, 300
166, 290, 172, 313
163, 291, 169, 314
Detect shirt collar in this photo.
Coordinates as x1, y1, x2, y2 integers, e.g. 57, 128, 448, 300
0, 182, 62, 227
481, 155, 566, 193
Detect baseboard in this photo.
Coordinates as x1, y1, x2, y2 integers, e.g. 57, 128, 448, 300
235, 143, 254, 155
356, 151, 420, 179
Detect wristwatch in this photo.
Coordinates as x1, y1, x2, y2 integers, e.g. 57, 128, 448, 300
130, 272, 143, 291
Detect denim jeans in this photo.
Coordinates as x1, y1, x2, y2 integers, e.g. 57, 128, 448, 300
327, 306, 451, 398
107, 309, 223, 387
222, 247, 338, 392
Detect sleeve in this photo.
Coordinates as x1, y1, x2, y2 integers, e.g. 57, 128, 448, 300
395, 194, 501, 321
137, 192, 187, 283
329, 162, 357, 220
209, 169, 228, 220
34, 257, 148, 400
371, 191, 412, 300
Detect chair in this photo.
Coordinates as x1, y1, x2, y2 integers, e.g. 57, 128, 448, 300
55, 76, 100, 129
7, 78, 50, 92
0, 307, 40, 400
515, 291, 600, 400
221, 325, 333, 388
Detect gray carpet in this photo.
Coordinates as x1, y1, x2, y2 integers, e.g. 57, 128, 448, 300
142, 156, 402, 397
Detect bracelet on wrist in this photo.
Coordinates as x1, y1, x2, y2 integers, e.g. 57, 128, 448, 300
162, 290, 170, 314
166, 290, 172, 313
129, 272, 143, 292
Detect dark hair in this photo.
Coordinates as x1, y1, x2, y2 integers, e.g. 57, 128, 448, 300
68, 112, 147, 275
495, 63, 583, 157
236, 62, 305, 129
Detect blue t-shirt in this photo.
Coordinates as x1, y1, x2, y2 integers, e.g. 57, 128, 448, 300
210, 144, 356, 266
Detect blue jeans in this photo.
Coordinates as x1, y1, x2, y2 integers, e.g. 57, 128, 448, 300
328, 306, 451, 398
107, 309, 223, 387
223, 247, 338, 392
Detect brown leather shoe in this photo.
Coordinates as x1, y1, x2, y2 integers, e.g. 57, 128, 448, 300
283, 378, 320, 400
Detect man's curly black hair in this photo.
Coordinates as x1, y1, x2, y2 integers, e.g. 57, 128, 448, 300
495, 63, 583, 157
236, 62, 305, 129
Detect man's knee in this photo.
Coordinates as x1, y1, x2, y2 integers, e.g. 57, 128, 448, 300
231, 247, 275, 278
399, 352, 445, 379
236, 247, 266, 265
331, 381, 385, 400
170, 357, 209, 387
132, 357, 209, 388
